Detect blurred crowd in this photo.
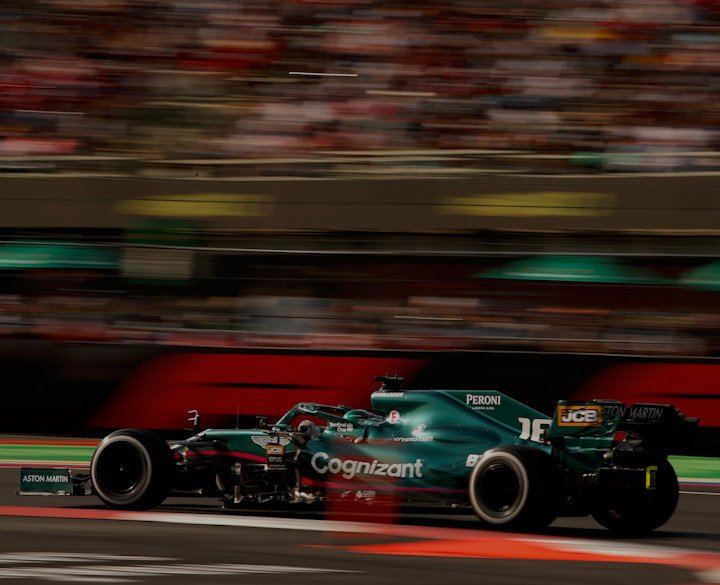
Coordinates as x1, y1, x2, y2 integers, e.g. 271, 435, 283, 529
0, 291, 716, 357
2, 0, 720, 173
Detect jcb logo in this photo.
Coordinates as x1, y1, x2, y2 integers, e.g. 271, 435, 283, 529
558, 405, 602, 426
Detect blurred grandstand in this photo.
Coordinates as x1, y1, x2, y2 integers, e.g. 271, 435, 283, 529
0, 0, 718, 361
0, 245, 715, 357
1, 0, 719, 176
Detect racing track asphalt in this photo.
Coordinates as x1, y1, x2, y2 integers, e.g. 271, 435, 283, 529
0, 469, 719, 585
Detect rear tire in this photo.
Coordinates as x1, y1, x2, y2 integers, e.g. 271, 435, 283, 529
591, 460, 679, 533
469, 446, 560, 532
91, 429, 174, 510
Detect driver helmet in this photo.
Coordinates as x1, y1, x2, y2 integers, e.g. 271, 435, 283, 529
297, 419, 320, 436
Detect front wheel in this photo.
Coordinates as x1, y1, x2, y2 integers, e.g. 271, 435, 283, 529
90, 429, 174, 510
591, 460, 679, 533
468, 446, 560, 532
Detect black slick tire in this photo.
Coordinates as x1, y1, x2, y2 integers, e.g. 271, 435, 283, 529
468, 445, 560, 532
90, 429, 174, 510
591, 460, 679, 533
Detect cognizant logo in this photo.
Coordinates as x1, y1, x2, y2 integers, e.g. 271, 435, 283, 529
310, 452, 423, 480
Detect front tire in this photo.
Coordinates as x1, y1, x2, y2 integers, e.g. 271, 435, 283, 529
468, 446, 560, 531
91, 429, 174, 510
591, 460, 679, 533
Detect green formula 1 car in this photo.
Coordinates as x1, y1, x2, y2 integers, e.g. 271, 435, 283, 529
21, 376, 698, 532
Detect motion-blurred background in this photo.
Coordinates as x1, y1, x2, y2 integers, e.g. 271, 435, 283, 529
0, 0, 718, 452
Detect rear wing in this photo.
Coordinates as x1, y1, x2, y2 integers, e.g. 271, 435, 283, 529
547, 399, 698, 454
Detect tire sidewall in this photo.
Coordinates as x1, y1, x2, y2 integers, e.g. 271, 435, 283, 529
91, 429, 171, 509
469, 450, 530, 525
591, 460, 679, 532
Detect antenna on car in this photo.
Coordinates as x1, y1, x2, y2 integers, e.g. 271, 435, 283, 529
375, 374, 405, 392
187, 410, 200, 433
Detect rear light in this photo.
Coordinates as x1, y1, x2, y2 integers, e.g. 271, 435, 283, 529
613, 431, 627, 444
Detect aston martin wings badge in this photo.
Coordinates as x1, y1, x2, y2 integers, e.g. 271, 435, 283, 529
251, 436, 291, 448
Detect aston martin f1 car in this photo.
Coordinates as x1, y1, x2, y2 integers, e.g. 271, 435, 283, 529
20, 376, 698, 532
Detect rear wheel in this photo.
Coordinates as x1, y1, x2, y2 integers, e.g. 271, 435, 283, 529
591, 460, 679, 533
91, 429, 174, 510
469, 446, 560, 531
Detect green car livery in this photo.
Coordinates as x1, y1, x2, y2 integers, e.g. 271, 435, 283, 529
21, 375, 698, 533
